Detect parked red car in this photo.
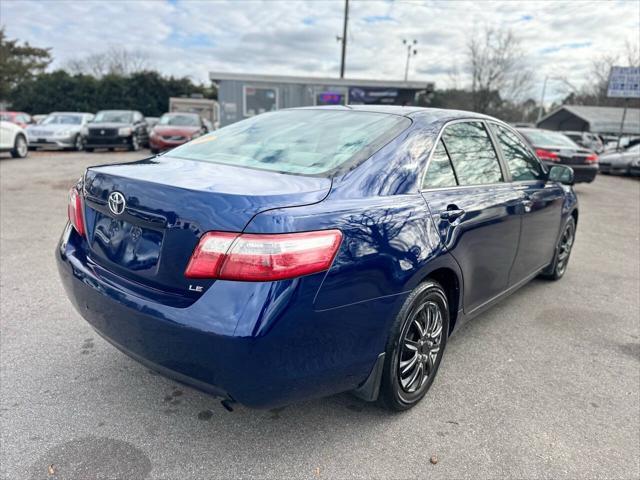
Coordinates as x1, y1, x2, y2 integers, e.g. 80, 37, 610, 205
0, 111, 33, 129
149, 113, 208, 153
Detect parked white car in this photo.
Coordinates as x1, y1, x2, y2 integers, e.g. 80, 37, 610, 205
26, 112, 94, 151
0, 120, 29, 158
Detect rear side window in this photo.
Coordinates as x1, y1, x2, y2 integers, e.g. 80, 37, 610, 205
423, 140, 457, 188
442, 122, 503, 185
493, 124, 545, 181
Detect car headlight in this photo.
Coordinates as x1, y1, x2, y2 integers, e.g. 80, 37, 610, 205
118, 127, 132, 136
57, 130, 72, 137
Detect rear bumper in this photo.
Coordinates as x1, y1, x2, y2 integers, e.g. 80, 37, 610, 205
599, 162, 631, 175
56, 225, 392, 408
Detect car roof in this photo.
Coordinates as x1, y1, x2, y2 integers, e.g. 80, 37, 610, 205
289, 105, 496, 124
49, 112, 93, 116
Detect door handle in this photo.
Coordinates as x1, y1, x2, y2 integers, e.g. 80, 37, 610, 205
440, 206, 465, 222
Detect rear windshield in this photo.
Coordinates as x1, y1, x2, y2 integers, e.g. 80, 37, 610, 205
165, 109, 411, 175
520, 129, 578, 148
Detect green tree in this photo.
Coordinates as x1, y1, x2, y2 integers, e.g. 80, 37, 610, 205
0, 28, 52, 102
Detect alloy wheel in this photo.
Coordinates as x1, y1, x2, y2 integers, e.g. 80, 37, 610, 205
556, 222, 575, 276
398, 301, 444, 394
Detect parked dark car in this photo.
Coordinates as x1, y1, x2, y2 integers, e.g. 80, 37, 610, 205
599, 144, 640, 175
517, 128, 598, 183
149, 112, 207, 153
84, 110, 148, 152
57, 107, 578, 411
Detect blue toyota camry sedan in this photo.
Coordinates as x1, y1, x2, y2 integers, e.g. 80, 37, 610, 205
57, 106, 578, 411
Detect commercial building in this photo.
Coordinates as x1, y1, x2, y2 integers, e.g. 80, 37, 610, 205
209, 72, 434, 127
537, 105, 640, 135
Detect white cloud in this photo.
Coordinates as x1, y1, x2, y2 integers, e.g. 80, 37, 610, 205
1, 0, 638, 103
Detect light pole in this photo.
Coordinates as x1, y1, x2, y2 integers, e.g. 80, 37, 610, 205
403, 39, 417, 82
537, 75, 579, 122
537, 76, 549, 122
338, 0, 349, 79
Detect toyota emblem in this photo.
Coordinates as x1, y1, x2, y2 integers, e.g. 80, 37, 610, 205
108, 191, 126, 215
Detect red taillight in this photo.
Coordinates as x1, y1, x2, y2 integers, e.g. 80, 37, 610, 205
535, 148, 560, 162
585, 153, 598, 164
185, 230, 343, 281
68, 187, 85, 236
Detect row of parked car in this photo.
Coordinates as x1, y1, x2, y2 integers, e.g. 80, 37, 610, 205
510, 126, 640, 180
0, 109, 212, 157
2, 109, 639, 177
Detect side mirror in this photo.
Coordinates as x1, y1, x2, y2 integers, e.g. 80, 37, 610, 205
548, 165, 574, 185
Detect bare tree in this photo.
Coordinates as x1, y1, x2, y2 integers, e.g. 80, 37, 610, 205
64, 47, 151, 77
467, 26, 533, 114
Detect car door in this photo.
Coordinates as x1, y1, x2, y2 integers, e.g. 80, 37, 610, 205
489, 123, 564, 284
421, 120, 522, 314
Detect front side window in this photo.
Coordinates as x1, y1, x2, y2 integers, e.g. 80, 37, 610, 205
166, 109, 410, 176
494, 124, 545, 181
423, 140, 457, 189
442, 122, 503, 185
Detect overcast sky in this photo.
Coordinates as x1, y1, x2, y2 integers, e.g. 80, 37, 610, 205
2, 0, 638, 103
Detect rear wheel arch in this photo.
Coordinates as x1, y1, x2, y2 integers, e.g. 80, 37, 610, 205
419, 267, 461, 334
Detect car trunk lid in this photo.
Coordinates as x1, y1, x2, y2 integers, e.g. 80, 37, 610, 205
82, 156, 331, 302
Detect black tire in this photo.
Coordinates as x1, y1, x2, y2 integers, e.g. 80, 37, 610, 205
10, 134, 28, 158
85, 146, 94, 152
128, 134, 140, 152
150, 147, 159, 154
378, 280, 449, 411
72, 134, 84, 152
540, 216, 576, 281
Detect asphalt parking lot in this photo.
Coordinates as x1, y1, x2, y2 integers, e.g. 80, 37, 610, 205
1, 150, 639, 480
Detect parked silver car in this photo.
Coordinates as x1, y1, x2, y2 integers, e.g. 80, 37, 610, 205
599, 144, 640, 175
26, 112, 94, 151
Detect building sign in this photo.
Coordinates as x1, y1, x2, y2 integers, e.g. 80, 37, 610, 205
607, 66, 640, 98
349, 87, 399, 104
316, 92, 345, 105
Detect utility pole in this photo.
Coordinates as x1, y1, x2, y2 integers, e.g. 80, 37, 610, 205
403, 39, 417, 82
339, 0, 349, 78
537, 76, 548, 122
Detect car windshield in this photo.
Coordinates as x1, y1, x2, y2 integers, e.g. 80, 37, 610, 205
521, 129, 578, 148
0, 113, 12, 121
159, 114, 199, 127
42, 114, 82, 125
94, 111, 132, 123
165, 110, 411, 175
